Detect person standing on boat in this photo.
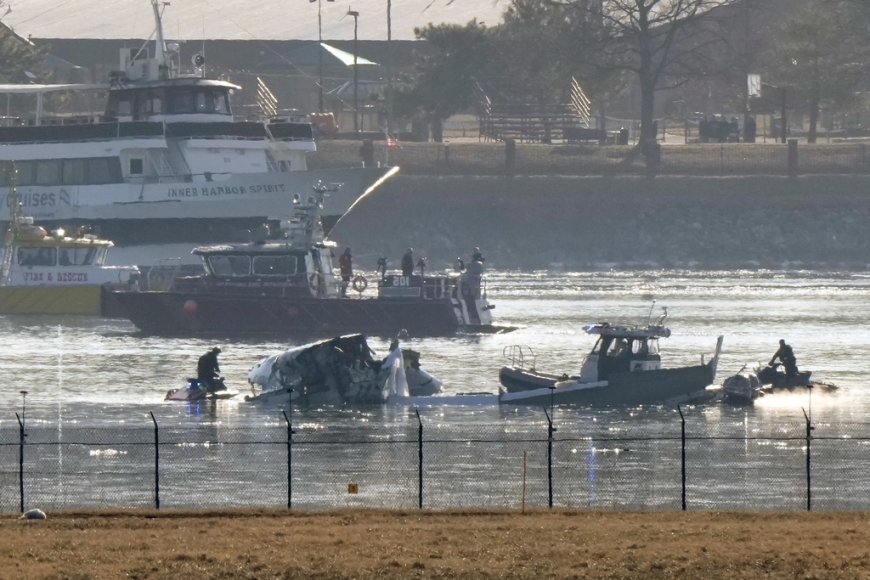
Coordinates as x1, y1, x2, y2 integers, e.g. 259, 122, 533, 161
769, 339, 798, 377
197, 347, 224, 393
401, 248, 414, 277
471, 247, 485, 264
339, 247, 353, 297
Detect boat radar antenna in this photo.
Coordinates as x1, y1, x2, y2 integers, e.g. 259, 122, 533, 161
646, 299, 657, 326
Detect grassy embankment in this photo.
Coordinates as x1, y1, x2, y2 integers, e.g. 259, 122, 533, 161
5, 508, 870, 578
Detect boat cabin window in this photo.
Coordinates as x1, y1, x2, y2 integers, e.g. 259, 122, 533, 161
207, 254, 251, 277
591, 337, 604, 355
62, 159, 86, 185
129, 159, 144, 175
606, 338, 630, 358
87, 158, 122, 184
18, 247, 56, 267
117, 99, 132, 117
59, 247, 100, 266
167, 89, 230, 115
253, 255, 297, 277
35, 160, 61, 185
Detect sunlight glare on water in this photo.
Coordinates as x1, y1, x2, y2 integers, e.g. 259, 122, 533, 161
0, 269, 868, 428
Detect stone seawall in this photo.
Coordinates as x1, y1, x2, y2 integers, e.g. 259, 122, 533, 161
328, 174, 870, 271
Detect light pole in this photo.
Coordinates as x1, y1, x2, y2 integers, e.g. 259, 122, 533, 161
310, 0, 334, 113
20, 390, 27, 429
386, 0, 392, 142
347, 8, 360, 133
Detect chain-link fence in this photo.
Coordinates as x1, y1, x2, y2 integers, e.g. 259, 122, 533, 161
3, 407, 870, 513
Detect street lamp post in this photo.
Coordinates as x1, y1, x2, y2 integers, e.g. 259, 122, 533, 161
386, 0, 392, 142
347, 9, 360, 133
310, 0, 334, 113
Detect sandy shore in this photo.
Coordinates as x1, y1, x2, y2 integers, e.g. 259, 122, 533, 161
3, 509, 869, 578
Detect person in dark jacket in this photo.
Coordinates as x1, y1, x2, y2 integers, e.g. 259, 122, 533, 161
339, 247, 353, 297
769, 339, 798, 377
197, 347, 224, 392
401, 248, 414, 277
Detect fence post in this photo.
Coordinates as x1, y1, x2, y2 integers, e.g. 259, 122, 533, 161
505, 138, 516, 176
16, 412, 24, 513
150, 412, 159, 510
416, 409, 423, 509
678, 405, 687, 511
282, 408, 294, 510
788, 139, 799, 177
544, 407, 556, 508
803, 407, 814, 511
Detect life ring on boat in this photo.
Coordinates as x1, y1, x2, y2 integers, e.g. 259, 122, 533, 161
352, 275, 368, 293
308, 272, 320, 294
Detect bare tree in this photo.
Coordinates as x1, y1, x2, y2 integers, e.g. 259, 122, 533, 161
0, 4, 44, 84
767, 0, 868, 142
556, 0, 738, 151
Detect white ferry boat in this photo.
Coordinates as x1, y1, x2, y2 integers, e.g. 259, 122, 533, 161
0, 0, 395, 268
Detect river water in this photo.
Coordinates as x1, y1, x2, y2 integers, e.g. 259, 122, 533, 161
2, 269, 867, 419
2, 269, 869, 510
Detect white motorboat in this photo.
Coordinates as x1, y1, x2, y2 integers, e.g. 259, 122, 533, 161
0, 0, 394, 268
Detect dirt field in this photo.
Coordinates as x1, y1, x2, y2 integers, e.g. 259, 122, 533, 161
2, 509, 869, 579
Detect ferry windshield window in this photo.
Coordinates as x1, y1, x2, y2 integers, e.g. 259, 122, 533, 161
66, 247, 98, 266
169, 91, 195, 114
209, 255, 251, 277
18, 247, 56, 266
213, 93, 228, 114
253, 256, 297, 277
196, 92, 208, 113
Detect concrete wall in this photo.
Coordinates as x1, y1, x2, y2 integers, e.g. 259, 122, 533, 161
329, 174, 870, 271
